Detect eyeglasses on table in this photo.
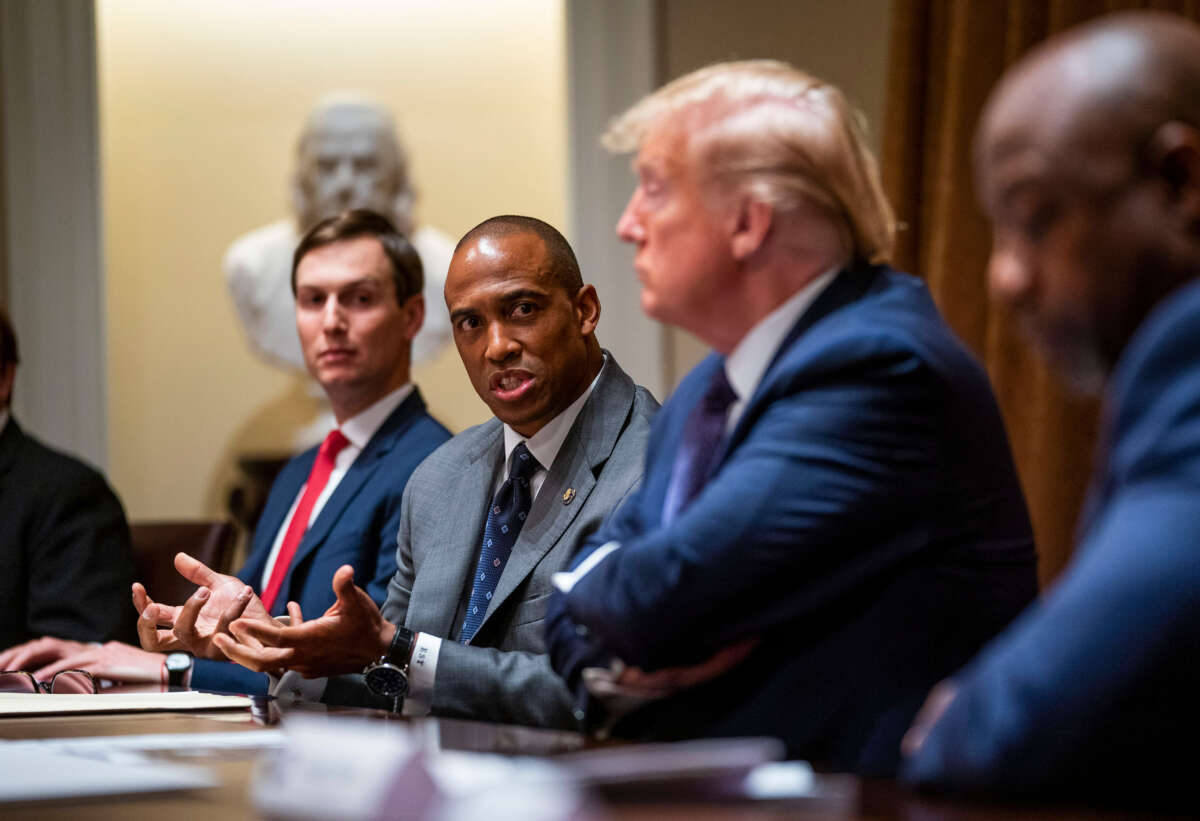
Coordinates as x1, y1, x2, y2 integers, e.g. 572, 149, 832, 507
0, 669, 98, 694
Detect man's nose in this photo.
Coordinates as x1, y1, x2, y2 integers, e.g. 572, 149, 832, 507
322, 299, 347, 333
616, 192, 644, 243
484, 322, 520, 362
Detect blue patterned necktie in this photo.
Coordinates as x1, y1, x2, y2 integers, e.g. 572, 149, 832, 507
460, 442, 542, 644
662, 364, 738, 523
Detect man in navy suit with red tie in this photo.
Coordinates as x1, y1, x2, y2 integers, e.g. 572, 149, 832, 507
545, 61, 1038, 775
1, 210, 448, 694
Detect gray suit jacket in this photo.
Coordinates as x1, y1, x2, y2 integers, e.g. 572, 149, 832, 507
327, 356, 657, 728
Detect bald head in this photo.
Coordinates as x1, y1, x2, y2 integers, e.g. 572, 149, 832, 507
455, 215, 584, 296
979, 12, 1200, 201
975, 12, 1200, 391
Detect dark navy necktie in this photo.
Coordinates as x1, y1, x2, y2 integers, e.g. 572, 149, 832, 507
662, 364, 738, 523
460, 442, 542, 644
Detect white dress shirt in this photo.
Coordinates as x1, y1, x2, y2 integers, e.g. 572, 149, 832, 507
259, 384, 414, 590
723, 267, 839, 431
402, 356, 608, 715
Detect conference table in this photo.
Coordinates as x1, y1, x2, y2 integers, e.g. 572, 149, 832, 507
0, 698, 1174, 819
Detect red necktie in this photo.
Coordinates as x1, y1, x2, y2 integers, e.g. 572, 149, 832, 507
260, 429, 350, 612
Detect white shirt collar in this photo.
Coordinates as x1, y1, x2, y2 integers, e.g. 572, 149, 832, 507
338, 383, 414, 450
502, 354, 607, 474
725, 266, 840, 405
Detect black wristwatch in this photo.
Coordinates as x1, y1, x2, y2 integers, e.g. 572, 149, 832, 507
363, 626, 414, 712
165, 652, 193, 688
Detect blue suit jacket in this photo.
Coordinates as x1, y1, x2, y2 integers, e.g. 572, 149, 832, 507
547, 265, 1037, 775
190, 389, 449, 694
902, 279, 1200, 801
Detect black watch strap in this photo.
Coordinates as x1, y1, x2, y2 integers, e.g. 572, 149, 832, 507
385, 625, 415, 670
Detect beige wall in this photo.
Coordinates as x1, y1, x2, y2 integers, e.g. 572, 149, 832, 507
98, 0, 566, 519
659, 0, 894, 384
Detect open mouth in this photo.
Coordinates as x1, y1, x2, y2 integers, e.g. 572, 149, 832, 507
489, 370, 536, 402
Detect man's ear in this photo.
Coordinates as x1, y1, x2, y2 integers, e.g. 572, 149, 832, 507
729, 197, 774, 262
1150, 121, 1200, 232
573, 284, 601, 336
401, 293, 425, 342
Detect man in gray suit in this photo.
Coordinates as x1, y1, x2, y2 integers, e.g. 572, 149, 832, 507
204, 215, 658, 729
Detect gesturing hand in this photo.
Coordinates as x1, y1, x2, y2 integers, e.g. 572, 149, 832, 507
215, 565, 392, 678
132, 552, 273, 661
132, 581, 186, 653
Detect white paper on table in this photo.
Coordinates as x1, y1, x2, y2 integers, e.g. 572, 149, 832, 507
0, 745, 214, 803
5, 729, 285, 762
0, 690, 251, 716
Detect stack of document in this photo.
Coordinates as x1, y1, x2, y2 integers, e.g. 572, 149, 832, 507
0, 690, 251, 716
0, 691, 270, 804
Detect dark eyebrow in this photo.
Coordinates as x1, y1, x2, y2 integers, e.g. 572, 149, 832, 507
296, 277, 382, 293
501, 288, 549, 303
449, 306, 478, 323
339, 278, 383, 291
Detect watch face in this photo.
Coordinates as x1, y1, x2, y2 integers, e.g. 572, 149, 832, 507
166, 653, 191, 672
365, 663, 409, 699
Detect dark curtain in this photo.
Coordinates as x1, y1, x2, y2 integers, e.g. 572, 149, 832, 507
881, 0, 1200, 584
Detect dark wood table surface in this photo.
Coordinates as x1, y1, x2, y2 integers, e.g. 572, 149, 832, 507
0, 701, 1178, 820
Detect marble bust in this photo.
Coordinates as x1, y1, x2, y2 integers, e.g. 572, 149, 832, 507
225, 96, 453, 372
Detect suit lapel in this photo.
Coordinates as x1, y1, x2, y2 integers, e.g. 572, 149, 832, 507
274, 390, 428, 605
238, 451, 313, 586
482, 432, 596, 628
640, 356, 721, 518
421, 422, 503, 639
714, 264, 881, 467
476, 358, 636, 635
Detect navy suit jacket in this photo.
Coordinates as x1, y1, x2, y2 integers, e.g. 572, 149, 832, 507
190, 389, 449, 694
902, 279, 1200, 801
548, 265, 1037, 775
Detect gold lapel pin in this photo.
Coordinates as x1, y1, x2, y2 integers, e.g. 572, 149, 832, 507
562, 487, 576, 505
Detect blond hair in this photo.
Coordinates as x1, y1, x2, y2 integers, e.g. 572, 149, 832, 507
604, 60, 895, 265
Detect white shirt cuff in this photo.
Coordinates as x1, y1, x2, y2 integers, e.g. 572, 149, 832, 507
400, 632, 440, 717
552, 541, 620, 593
